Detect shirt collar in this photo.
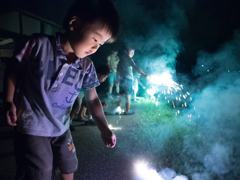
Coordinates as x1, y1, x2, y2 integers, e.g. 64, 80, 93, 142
54, 33, 82, 69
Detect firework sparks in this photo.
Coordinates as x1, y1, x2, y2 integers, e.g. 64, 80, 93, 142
149, 73, 181, 92
172, 101, 175, 108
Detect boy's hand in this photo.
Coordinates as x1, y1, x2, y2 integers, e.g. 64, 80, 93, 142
6, 102, 17, 126
101, 129, 116, 148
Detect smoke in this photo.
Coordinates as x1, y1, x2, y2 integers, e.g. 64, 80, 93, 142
115, 0, 189, 75
180, 32, 240, 179
192, 31, 240, 89
115, 1, 240, 179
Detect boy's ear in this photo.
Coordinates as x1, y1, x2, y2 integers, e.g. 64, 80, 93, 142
69, 16, 81, 31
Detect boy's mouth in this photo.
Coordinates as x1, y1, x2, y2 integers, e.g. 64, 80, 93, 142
85, 51, 90, 55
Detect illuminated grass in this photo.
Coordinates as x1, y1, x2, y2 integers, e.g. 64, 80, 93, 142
130, 99, 198, 177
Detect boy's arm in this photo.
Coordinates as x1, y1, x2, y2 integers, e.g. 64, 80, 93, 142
137, 78, 145, 89
84, 88, 116, 148
107, 56, 111, 68
4, 57, 22, 126
132, 64, 149, 79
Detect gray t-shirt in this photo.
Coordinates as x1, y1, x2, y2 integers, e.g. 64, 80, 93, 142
117, 53, 136, 80
15, 33, 100, 137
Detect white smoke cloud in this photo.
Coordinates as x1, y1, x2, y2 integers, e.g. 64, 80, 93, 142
115, 0, 188, 75
180, 32, 240, 179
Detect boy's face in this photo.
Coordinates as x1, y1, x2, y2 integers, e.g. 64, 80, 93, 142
69, 20, 112, 58
97, 74, 108, 83
126, 49, 135, 58
112, 51, 118, 56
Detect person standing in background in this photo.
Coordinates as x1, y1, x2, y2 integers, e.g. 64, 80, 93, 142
107, 49, 120, 98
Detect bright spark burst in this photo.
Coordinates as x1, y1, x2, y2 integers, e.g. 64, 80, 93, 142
147, 89, 156, 100
135, 162, 164, 180
149, 73, 181, 91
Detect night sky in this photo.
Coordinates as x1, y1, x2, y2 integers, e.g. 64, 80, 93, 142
2, 0, 240, 74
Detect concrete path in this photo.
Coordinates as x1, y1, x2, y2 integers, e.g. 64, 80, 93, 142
0, 96, 145, 180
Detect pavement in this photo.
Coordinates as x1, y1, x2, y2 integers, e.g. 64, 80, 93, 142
0, 94, 146, 180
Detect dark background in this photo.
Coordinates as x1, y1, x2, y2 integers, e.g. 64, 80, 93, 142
1, 0, 240, 74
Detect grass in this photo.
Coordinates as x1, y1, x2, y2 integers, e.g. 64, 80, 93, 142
129, 99, 204, 179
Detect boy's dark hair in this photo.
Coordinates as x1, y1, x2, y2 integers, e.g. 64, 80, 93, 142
118, 42, 135, 57
96, 64, 110, 75
63, 0, 119, 43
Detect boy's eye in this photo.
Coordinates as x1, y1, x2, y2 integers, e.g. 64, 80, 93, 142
93, 38, 97, 42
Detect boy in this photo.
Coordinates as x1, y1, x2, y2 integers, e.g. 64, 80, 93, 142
107, 49, 120, 97
5, 0, 119, 179
116, 47, 148, 115
70, 64, 109, 130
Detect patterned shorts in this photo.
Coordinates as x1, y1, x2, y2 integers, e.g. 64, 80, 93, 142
14, 129, 78, 180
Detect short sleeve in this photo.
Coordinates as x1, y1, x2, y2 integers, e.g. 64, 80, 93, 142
81, 62, 100, 90
15, 36, 36, 64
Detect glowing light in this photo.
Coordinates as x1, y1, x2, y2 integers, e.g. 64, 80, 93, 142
149, 72, 181, 91
185, 102, 187, 107
172, 101, 175, 108
198, 114, 200, 118
165, 97, 167, 100
179, 97, 181, 101
228, 70, 230, 72
168, 100, 170, 103
190, 97, 192, 100
202, 65, 204, 67
194, 107, 196, 110
147, 89, 156, 100
155, 101, 159, 106
135, 162, 148, 176
113, 106, 122, 114
108, 124, 121, 130
135, 162, 164, 180
207, 70, 209, 72
187, 92, 190, 95
176, 97, 178, 100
